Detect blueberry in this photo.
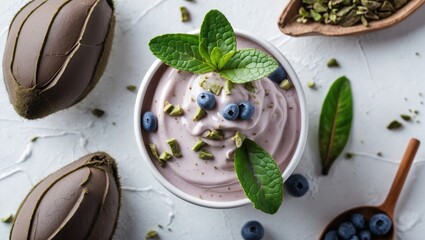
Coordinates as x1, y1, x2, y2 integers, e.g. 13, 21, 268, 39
222, 103, 239, 120
197, 91, 216, 110
358, 230, 372, 240
268, 64, 287, 83
338, 222, 356, 239
349, 235, 359, 240
142, 111, 157, 132
324, 230, 339, 240
238, 101, 255, 120
284, 174, 309, 197
241, 221, 264, 240
350, 213, 365, 230
369, 213, 392, 236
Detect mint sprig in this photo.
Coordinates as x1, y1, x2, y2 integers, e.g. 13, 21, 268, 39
148, 10, 278, 83
235, 138, 283, 214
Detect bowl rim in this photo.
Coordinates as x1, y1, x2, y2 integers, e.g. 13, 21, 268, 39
134, 29, 309, 209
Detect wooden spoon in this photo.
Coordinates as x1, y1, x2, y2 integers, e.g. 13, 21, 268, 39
319, 138, 420, 239
278, 0, 425, 37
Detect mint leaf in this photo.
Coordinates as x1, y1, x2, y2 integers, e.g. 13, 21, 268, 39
319, 76, 353, 175
210, 47, 223, 67
218, 51, 236, 70
200, 9, 236, 66
220, 49, 278, 83
149, 34, 214, 74
235, 138, 283, 214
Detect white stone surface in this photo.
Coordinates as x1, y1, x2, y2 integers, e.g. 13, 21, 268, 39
1, 0, 425, 239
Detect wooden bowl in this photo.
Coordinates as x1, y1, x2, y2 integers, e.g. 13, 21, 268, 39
278, 0, 425, 37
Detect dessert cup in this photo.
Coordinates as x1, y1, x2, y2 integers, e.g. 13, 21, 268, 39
134, 30, 308, 209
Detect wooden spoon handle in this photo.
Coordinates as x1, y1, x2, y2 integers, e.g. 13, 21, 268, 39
380, 138, 420, 216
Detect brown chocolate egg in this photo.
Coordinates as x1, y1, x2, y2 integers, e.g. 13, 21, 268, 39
10, 152, 120, 240
2, 0, 115, 119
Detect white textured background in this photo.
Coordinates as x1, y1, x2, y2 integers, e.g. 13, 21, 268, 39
1, 0, 425, 239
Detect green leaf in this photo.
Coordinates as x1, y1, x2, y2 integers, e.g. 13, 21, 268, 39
210, 47, 223, 67
218, 50, 236, 70
200, 9, 236, 64
319, 76, 353, 175
235, 138, 283, 214
220, 49, 278, 83
149, 34, 214, 74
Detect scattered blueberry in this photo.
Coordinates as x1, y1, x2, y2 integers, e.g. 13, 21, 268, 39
324, 230, 339, 240
338, 222, 356, 239
268, 64, 287, 83
142, 111, 157, 132
197, 91, 216, 110
369, 213, 392, 236
350, 213, 366, 230
284, 174, 309, 197
238, 101, 255, 120
222, 103, 239, 120
241, 221, 264, 240
358, 230, 372, 240
349, 235, 359, 240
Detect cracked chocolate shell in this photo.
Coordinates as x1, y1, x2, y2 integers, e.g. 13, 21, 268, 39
2, 0, 115, 119
10, 152, 120, 240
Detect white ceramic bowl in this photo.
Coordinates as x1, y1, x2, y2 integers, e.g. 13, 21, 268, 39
134, 30, 308, 209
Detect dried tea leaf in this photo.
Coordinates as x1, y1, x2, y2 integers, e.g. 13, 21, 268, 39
180, 7, 190, 22
387, 120, 402, 129
361, 15, 369, 26
310, 10, 323, 21
91, 108, 105, 118
339, 10, 361, 27
314, 2, 328, 12
380, 1, 395, 11
361, 0, 382, 10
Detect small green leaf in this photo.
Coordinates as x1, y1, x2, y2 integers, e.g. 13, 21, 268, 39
210, 47, 223, 67
235, 138, 283, 214
319, 76, 353, 175
149, 34, 214, 74
220, 49, 278, 83
200, 10, 236, 64
218, 50, 236, 70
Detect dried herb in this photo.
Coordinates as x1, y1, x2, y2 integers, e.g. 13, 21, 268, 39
126, 85, 137, 92
279, 79, 293, 90
400, 114, 411, 121
387, 120, 402, 129
319, 76, 353, 175
327, 58, 340, 67
1, 214, 13, 223
146, 230, 159, 239
297, 0, 409, 27
91, 108, 105, 118
31, 137, 39, 142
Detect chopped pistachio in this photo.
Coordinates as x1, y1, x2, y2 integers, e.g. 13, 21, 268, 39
205, 129, 224, 140
148, 143, 160, 160
170, 105, 184, 116
232, 131, 246, 148
209, 83, 223, 95
180, 7, 190, 22
91, 108, 105, 118
401, 114, 411, 121
244, 82, 256, 93
192, 139, 206, 152
146, 230, 159, 239
225, 80, 234, 95
163, 101, 174, 114
327, 58, 340, 67
193, 107, 207, 121
31, 136, 39, 142
166, 138, 182, 157
360, 16, 368, 27
199, 78, 210, 90
1, 214, 13, 223
159, 152, 173, 162
126, 85, 137, 92
199, 149, 214, 160
279, 79, 293, 90
307, 81, 316, 88
387, 120, 402, 130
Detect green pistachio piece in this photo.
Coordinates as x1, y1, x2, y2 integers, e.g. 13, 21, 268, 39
180, 7, 190, 22
159, 152, 173, 162
380, 0, 395, 11
163, 101, 174, 113
339, 10, 361, 27
1, 214, 13, 223
146, 230, 159, 239
310, 10, 322, 22
170, 105, 184, 116
225, 80, 234, 95
377, 11, 393, 18
199, 149, 214, 160
244, 82, 256, 93
193, 107, 207, 121
148, 143, 160, 160
299, 7, 310, 17
192, 139, 206, 152
166, 138, 182, 157
279, 79, 293, 90
365, 12, 380, 20
337, 6, 355, 17
314, 2, 328, 12
199, 78, 210, 90
356, 6, 369, 15
307, 81, 316, 88
126, 85, 137, 92
361, 16, 368, 26
387, 120, 402, 130
205, 129, 224, 140
327, 58, 340, 67
393, 0, 408, 9
209, 83, 223, 95
360, 0, 382, 10
232, 131, 246, 148
400, 114, 411, 121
